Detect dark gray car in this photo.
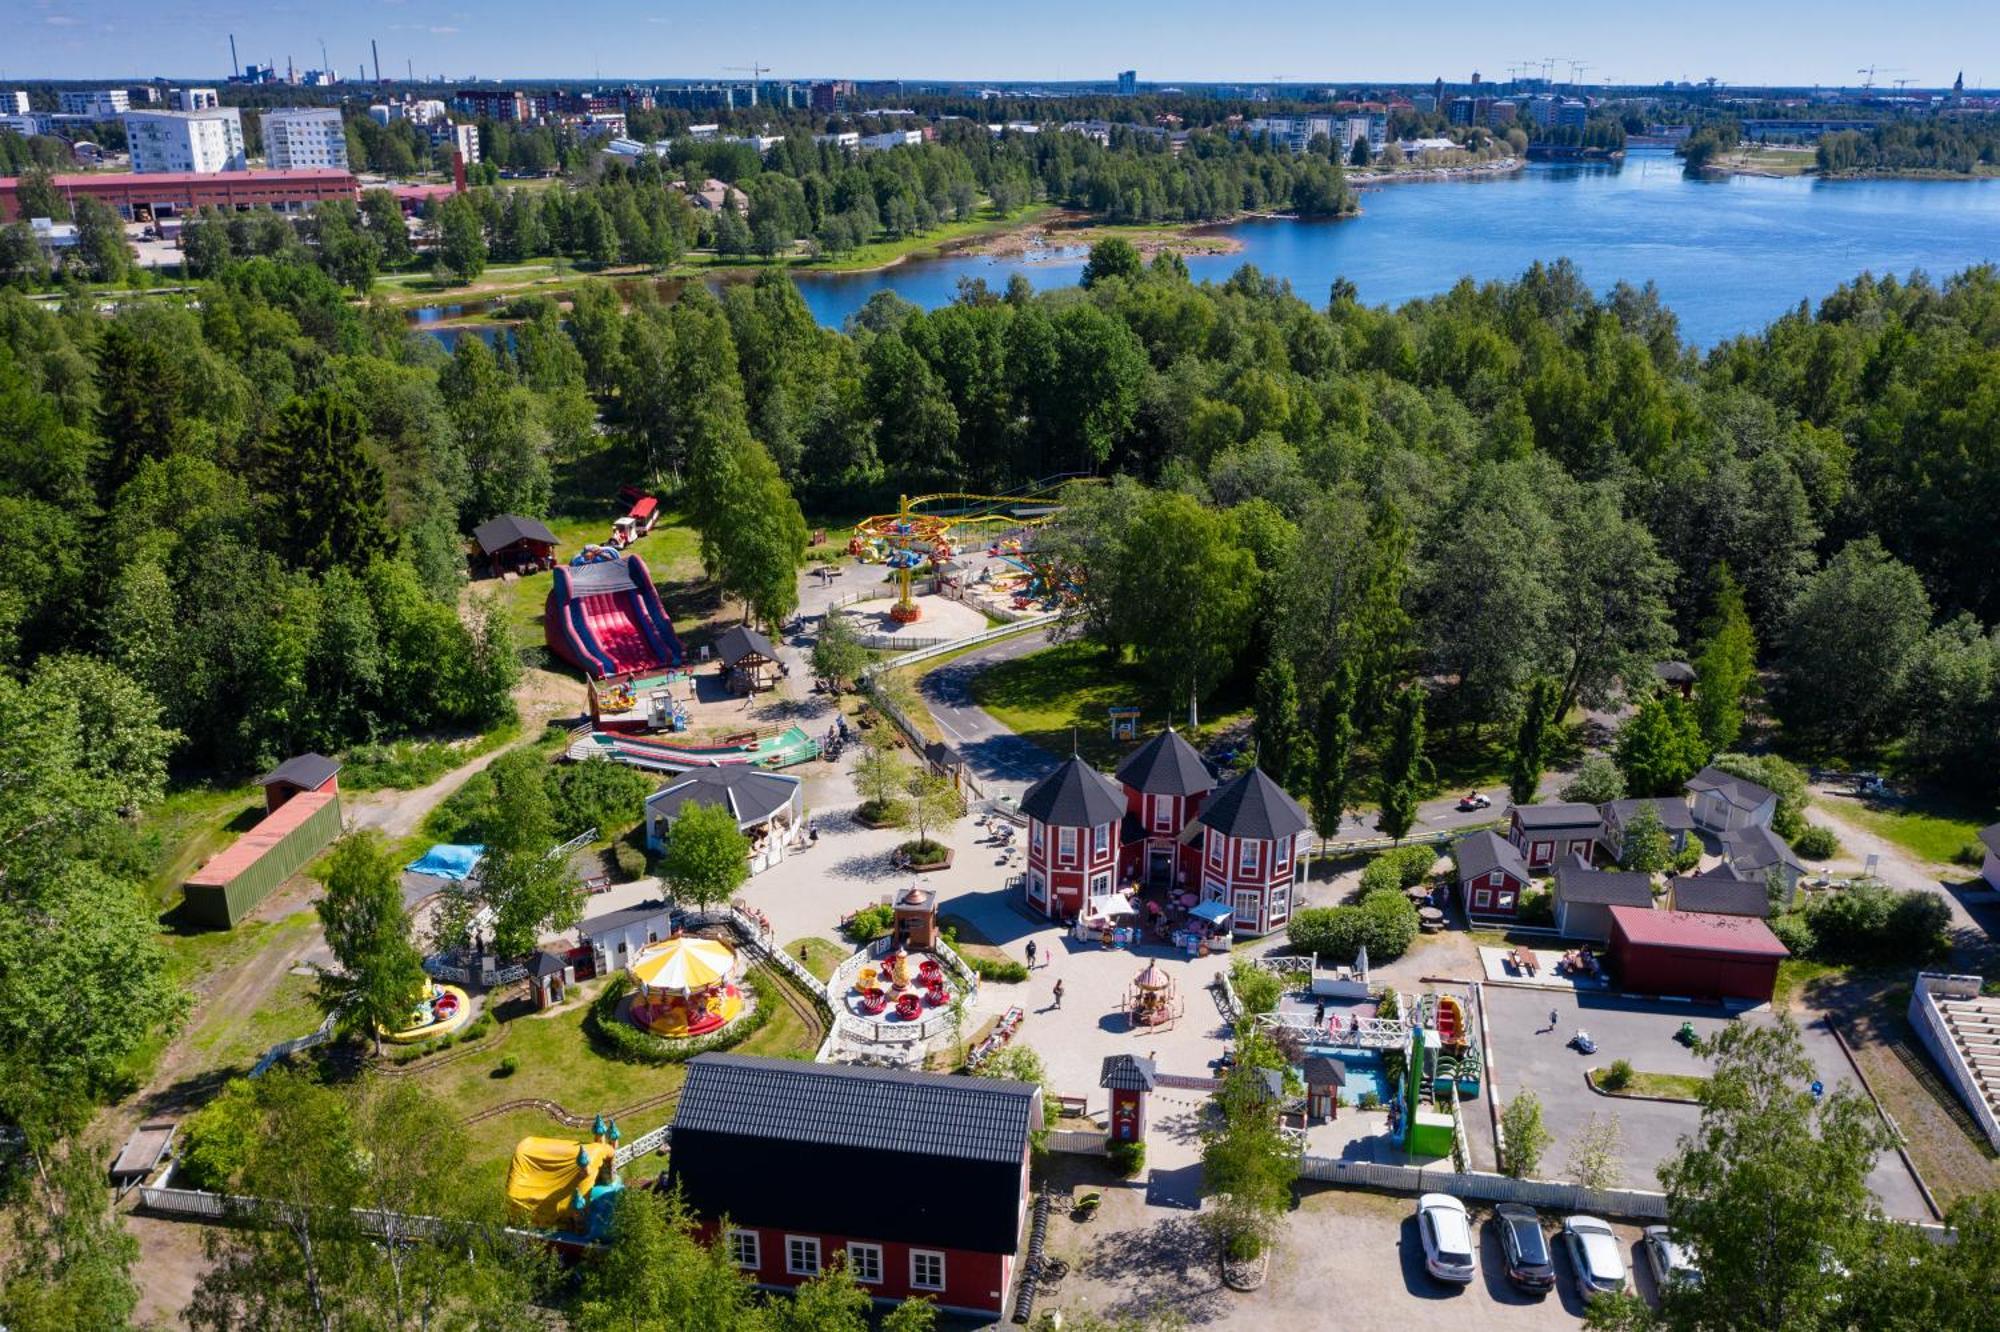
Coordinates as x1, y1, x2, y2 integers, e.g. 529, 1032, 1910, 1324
1495, 1204, 1555, 1293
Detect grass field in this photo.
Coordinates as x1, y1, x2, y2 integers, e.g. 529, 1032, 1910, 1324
784, 936, 849, 983
187, 970, 324, 1075
1603, 1069, 1709, 1101
1835, 798, 1992, 868
970, 640, 1253, 769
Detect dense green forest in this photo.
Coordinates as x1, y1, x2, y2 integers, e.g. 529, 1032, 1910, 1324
1817, 119, 2000, 173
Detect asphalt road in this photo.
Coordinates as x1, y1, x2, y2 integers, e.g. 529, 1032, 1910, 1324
915, 627, 1061, 799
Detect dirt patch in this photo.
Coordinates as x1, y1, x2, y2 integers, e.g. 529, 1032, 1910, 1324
971, 211, 1245, 262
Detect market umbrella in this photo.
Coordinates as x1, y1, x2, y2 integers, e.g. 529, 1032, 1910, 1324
629, 936, 735, 996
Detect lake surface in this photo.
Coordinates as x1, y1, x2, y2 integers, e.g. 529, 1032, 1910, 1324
791, 150, 2000, 346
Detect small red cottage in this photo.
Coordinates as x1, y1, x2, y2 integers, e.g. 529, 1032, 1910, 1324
1507, 801, 1604, 871
670, 1053, 1041, 1320
1113, 728, 1216, 890
1195, 766, 1311, 937
1452, 828, 1531, 919
1101, 1053, 1157, 1143
255, 752, 341, 816
1020, 755, 1128, 921
471, 514, 559, 577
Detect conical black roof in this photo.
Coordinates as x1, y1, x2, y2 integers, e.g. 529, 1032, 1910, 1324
1197, 766, 1312, 842
1019, 755, 1126, 828
1114, 729, 1216, 798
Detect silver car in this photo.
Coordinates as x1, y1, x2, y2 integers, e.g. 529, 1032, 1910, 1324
1417, 1193, 1477, 1284
1642, 1225, 1701, 1291
1559, 1215, 1628, 1300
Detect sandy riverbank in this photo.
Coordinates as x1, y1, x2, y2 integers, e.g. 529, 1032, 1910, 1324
968, 211, 1246, 262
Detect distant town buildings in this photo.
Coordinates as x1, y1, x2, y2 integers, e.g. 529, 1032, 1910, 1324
2, 92, 29, 116
262, 107, 347, 170
441, 121, 480, 165
124, 107, 246, 174
173, 87, 220, 111
59, 89, 129, 118
810, 80, 855, 113
1117, 70, 1137, 96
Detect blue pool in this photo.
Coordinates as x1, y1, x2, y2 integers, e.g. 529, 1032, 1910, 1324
1308, 1047, 1389, 1105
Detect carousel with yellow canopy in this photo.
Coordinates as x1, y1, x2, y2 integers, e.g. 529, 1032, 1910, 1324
626, 934, 744, 1037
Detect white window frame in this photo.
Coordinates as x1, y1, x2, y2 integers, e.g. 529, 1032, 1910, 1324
727, 1229, 760, 1270
786, 1235, 821, 1277
1153, 797, 1173, 832
1238, 839, 1259, 875
1232, 889, 1260, 927
1208, 832, 1224, 867
1026, 870, 1045, 905
1090, 871, 1111, 896
1496, 889, 1516, 911
1093, 822, 1110, 856
846, 1242, 883, 1285
910, 1248, 947, 1292
1058, 826, 1077, 863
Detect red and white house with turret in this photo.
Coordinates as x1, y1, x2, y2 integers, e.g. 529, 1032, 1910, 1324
1019, 755, 1128, 921
1195, 766, 1312, 937
1113, 729, 1217, 891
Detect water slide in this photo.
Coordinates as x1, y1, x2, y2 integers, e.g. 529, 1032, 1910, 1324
546, 555, 683, 679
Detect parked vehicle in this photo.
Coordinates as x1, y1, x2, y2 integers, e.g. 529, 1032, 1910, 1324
1495, 1204, 1556, 1293
1417, 1193, 1477, 1284
1559, 1216, 1629, 1301
1641, 1226, 1701, 1291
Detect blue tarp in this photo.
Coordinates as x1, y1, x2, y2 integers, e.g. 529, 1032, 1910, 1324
406, 844, 485, 881
1190, 900, 1234, 926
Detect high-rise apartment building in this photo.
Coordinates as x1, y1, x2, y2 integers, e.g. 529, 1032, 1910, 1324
262, 107, 348, 169
59, 89, 130, 117
124, 108, 246, 173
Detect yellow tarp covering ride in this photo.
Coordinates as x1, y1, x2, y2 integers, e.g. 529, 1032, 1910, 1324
505, 1137, 613, 1230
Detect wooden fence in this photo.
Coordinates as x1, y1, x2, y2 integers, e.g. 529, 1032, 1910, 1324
1045, 1129, 1108, 1156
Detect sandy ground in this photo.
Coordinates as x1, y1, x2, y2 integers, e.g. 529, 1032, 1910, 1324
972, 213, 1245, 262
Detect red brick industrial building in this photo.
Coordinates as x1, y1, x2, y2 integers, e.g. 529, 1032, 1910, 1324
0, 168, 358, 221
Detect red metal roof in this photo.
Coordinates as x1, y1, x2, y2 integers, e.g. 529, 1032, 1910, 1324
628, 496, 659, 521
0, 167, 354, 188
1608, 905, 1789, 959
187, 790, 337, 887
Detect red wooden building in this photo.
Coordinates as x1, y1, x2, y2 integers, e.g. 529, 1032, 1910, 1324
0, 168, 357, 221
669, 1054, 1041, 1320
254, 751, 341, 816
1101, 1053, 1157, 1144
1606, 906, 1789, 1003
1113, 728, 1216, 890
1453, 828, 1531, 919
1507, 801, 1604, 871
1020, 755, 1127, 921
1195, 766, 1311, 937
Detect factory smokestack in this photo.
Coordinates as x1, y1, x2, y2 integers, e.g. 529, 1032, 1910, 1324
229, 34, 239, 78
372, 39, 381, 84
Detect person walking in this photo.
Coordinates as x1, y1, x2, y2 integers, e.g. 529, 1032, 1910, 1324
1052, 978, 1065, 1009
1025, 940, 1038, 969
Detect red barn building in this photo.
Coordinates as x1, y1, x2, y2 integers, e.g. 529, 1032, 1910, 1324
669, 1054, 1040, 1320
1508, 801, 1604, 871
254, 751, 340, 816
1196, 766, 1311, 937
1113, 728, 1216, 890
1020, 755, 1127, 921
1606, 906, 1789, 1003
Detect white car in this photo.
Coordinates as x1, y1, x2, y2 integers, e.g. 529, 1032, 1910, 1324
1642, 1225, 1701, 1291
1417, 1193, 1477, 1284
1559, 1215, 1628, 1300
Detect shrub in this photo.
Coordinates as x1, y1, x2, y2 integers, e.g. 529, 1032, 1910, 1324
1107, 1140, 1146, 1178
898, 838, 950, 867
1357, 1091, 1383, 1111
1954, 841, 1987, 869
1803, 880, 1949, 965
546, 757, 654, 841
1516, 888, 1555, 926
584, 972, 780, 1065
1359, 844, 1438, 900
494, 1054, 519, 1078
1790, 825, 1840, 860
1671, 840, 1703, 873
963, 953, 1029, 984
1599, 1058, 1634, 1091
1286, 893, 1419, 964
843, 903, 895, 942
1770, 911, 1817, 958
613, 841, 649, 881
1229, 958, 1282, 1015
1560, 756, 1627, 805
177, 1078, 260, 1192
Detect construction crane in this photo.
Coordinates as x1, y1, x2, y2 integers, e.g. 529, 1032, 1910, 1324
725, 62, 770, 82
1855, 66, 1903, 91
1569, 60, 1591, 86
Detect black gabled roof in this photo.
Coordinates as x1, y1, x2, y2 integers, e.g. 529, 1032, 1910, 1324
1603, 796, 1695, 834
1114, 729, 1216, 798
1687, 765, 1775, 812
528, 949, 569, 979
1454, 829, 1529, 884
1198, 766, 1311, 842
1100, 1053, 1157, 1092
715, 625, 779, 668
1513, 801, 1604, 830
472, 513, 558, 553
1721, 824, 1804, 875
1020, 754, 1126, 828
1654, 661, 1697, 685
1669, 874, 1773, 918
647, 765, 800, 827
674, 1054, 1039, 1164
256, 752, 340, 791
1554, 858, 1656, 907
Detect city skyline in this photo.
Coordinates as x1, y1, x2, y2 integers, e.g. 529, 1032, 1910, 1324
10, 0, 1998, 88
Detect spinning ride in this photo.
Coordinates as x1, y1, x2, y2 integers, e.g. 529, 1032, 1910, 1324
627, 935, 744, 1038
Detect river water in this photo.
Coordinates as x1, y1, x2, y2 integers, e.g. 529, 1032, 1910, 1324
789, 149, 2000, 347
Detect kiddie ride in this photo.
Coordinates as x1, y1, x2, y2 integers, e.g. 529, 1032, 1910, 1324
505, 1116, 626, 1253
379, 982, 472, 1044
849, 483, 1084, 623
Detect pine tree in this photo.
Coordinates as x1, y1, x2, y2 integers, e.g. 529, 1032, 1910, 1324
1255, 657, 1307, 791
1507, 676, 1560, 805
259, 388, 392, 575
1310, 663, 1358, 849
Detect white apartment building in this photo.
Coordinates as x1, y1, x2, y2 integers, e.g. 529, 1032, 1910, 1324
174, 87, 220, 111
428, 120, 480, 165
124, 108, 246, 173
59, 89, 129, 118
859, 129, 922, 152
1248, 115, 1335, 154
3, 91, 29, 115
262, 107, 348, 170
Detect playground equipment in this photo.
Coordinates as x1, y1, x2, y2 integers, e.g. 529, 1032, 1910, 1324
505, 1127, 624, 1242
380, 983, 473, 1044
1401, 1024, 1457, 1158
1124, 961, 1183, 1029
610, 495, 659, 549
849, 480, 1089, 622
545, 554, 684, 679
627, 935, 743, 1038
567, 724, 820, 773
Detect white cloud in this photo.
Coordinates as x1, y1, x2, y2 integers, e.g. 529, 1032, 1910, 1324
45, 13, 84, 24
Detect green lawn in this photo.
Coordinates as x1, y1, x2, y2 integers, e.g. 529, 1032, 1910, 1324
970, 641, 1253, 770
1835, 799, 1993, 868
1602, 1069, 1709, 1101
1775, 958, 1849, 1012
784, 937, 849, 983
187, 970, 325, 1075
134, 783, 265, 912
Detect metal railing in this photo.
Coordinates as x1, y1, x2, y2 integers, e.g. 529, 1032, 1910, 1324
249, 1012, 338, 1078
1293, 1158, 1672, 1221
1045, 1129, 1108, 1156
615, 1124, 670, 1167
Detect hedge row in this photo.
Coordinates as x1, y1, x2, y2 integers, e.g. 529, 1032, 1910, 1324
1286, 893, 1420, 963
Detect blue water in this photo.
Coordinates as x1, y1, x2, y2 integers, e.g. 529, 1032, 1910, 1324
1309, 1046, 1388, 1106
793, 150, 2000, 346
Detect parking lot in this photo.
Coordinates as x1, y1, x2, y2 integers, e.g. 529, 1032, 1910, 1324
1483, 985, 1931, 1219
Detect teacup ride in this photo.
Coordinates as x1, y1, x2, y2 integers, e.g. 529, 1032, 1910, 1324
894, 991, 923, 1021
859, 986, 889, 1016
883, 948, 912, 989
627, 936, 743, 1038
382, 982, 473, 1044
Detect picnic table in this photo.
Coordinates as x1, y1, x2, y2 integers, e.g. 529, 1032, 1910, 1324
1508, 945, 1538, 975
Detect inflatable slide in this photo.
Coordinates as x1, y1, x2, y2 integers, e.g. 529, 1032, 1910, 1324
545, 555, 684, 679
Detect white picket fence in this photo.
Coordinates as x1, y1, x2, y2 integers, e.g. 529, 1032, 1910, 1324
615, 1124, 670, 1167
1295, 1157, 1671, 1221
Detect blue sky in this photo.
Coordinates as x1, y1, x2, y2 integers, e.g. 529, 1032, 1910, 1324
10, 0, 1998, 88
